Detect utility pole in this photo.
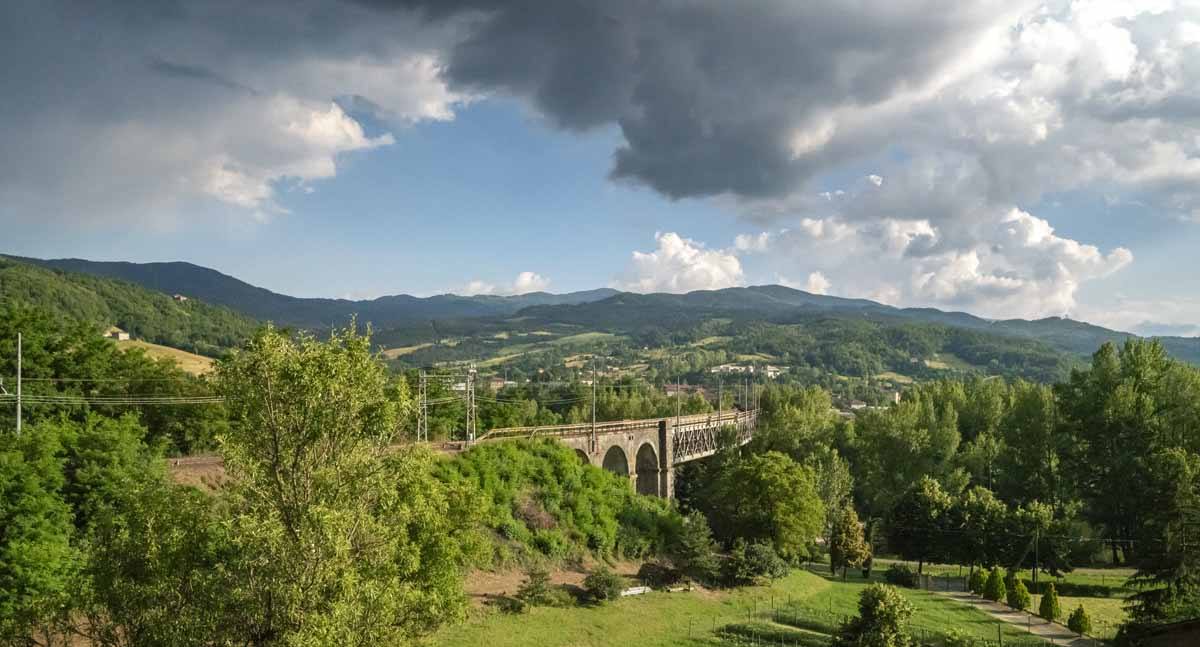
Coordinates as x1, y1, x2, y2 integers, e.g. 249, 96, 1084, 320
465, 365, 476, 443
591, 357, 597, 453
15, 332, 21, 436
1033, 526, 1040, 589
417, 370, 428, 442
676, 376, 683, 435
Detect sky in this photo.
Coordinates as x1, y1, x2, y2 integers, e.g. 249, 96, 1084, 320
3, 1, 1200, 336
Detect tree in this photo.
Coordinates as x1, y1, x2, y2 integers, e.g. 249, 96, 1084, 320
0, 428, 74, 644
215, 324, 475, 645
886, 477, 952, 574
983, 567, 1007, 603
754, 385, 837, 458
832, 583, 915, 647
703, 452, 825, 562
669, 512, 720, 585
1056, 340, 1198, 565
1039, 583, 1062, 622
1007, 579, 1031, 611
853, 390, 960, 519
996, 381, 1063, 507
968, 569, 986, 596
1067, 605, 1092, 635
724, 539, 789, 586
1124, 448, 1200, 627
830, 505, 871, 579
950, 486, 1011, 571
79, 476, 243, 647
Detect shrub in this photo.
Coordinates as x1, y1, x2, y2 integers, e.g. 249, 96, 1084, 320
583, 565, 625, 604
968, 569, 986, 595
723, 539, 789, 586
516, 566, 572, 607
884, 563, 918, 588
1038, 582, 1061, 622
1067, 605, 1092, 635
1007, 579, 1031, 611
495, 596, 527, 614
983, 567, 1007, 602
637, 562, 683, 589
832, 583, 915, 647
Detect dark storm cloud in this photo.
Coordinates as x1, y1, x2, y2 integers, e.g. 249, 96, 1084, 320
147, 57, 259, 95
379, 0, 1015, 199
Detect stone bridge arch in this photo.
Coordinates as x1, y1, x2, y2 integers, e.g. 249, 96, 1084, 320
601, 445, 629, 477
635, 443, 660, 497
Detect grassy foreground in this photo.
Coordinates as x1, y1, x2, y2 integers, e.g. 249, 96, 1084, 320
430, 569, 1039, 647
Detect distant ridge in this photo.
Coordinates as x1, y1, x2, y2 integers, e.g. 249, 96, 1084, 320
5, 255, 618, 329
8, 254, 1198, 365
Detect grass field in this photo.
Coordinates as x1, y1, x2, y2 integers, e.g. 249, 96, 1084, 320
431, 568, 1041, 647
884, 559, 1134, 641
875, 371, 915, 384
1030, 593, 1127, 640
381, 342, 433, 359
115, 339, 213, 375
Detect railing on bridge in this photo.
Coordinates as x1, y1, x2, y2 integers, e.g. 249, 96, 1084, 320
475, 408, 758, 465
671, 409, 756, 463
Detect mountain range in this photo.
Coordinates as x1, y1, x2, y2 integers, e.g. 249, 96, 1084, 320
6, 253, 1199, 365
6, 255, 618, 329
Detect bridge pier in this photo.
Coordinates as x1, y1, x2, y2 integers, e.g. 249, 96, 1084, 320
657, 420, 674, 499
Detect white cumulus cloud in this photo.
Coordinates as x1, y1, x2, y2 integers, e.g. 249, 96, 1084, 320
613, 232, 744, 293
460, 271, 551, 296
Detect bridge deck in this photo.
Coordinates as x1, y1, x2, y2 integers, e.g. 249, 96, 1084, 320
477, 409, 757, 464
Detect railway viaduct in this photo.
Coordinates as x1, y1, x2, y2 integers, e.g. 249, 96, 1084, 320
474, 409, 757, 499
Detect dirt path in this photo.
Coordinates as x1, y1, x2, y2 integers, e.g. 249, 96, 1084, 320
936, 591, 1103, 646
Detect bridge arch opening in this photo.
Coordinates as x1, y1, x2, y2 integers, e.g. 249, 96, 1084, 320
635, 443, 660, 497
574, 449, 590, 465
602, 446, 629, 478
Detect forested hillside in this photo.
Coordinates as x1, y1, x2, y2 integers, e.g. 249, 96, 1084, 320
0, 257, 256, 356
10, 255, 618, 328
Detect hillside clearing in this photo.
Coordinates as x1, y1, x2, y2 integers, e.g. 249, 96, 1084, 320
381, 342, 433, 358
115, 339, 214, 375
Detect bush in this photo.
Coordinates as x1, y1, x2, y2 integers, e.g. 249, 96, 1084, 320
637, 562, 683, 589
832, 584, 915, 647
983, 567, 1007, 602
1067, 605, 1092, 635
516, 566, 573, 607
723, 539, 789, 586
1006, 579, 1031, 611
583, 565, 625, 604
968, 569, 986, 595
495, 596, 528, 614
884, 563, 917, 588
1038, 582, 1062, 622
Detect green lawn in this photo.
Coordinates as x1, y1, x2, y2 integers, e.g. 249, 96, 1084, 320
430, 569, 1041, 647
1030, 593, 1128, 641
876, 558, 1135, 641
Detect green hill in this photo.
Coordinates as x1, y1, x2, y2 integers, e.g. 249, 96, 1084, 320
9, 254, 1198, 368
0, 257, 256, 356
9, 255, 618, 329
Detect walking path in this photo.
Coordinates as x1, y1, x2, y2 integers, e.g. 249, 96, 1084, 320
936, 591, 1102, 646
